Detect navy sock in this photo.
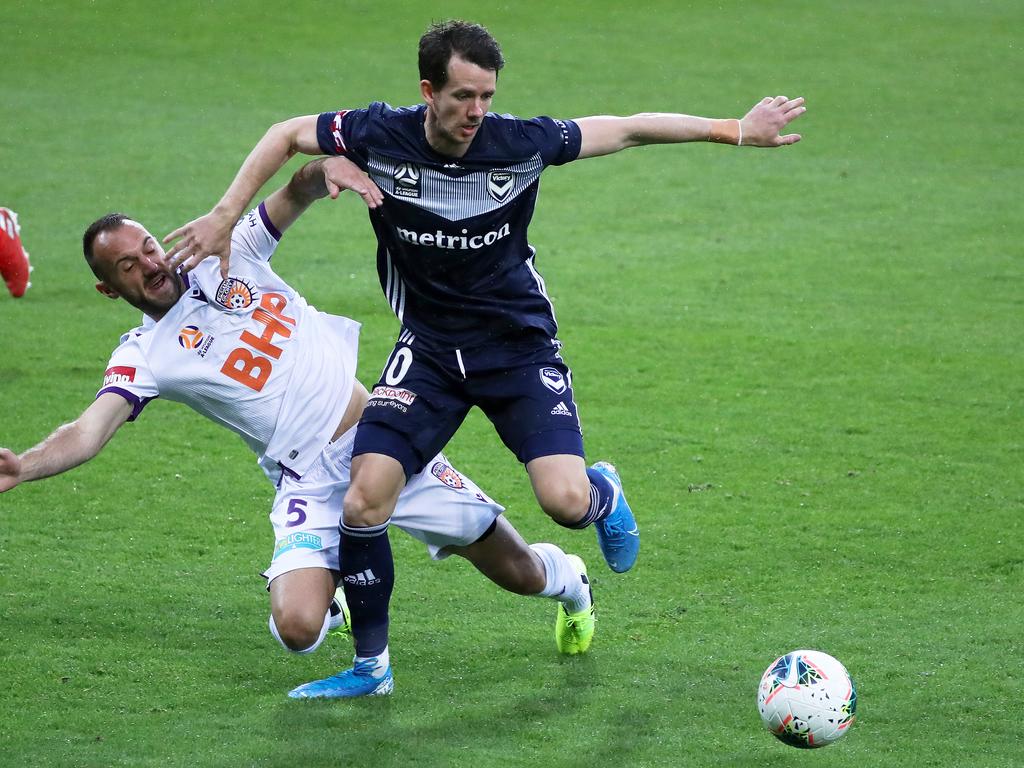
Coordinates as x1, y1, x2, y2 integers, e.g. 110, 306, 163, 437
561, 467, 617, 530
339, 520, 394, 657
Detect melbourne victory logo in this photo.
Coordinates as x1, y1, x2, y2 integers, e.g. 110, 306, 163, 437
487, 171, 515, 203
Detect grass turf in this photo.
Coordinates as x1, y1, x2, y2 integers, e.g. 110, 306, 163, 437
1, 1, 1022, 766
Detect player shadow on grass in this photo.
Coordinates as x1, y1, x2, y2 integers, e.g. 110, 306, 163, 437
266, 654, 647, 768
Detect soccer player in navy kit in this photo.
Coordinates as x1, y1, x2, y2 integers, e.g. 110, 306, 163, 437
166, 20, 806, 697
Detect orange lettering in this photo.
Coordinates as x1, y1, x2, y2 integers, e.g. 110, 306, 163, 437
219, 293, 296, 391
240, 308, 292, 359
260, 292, 295, 324
221, 347, 272, 392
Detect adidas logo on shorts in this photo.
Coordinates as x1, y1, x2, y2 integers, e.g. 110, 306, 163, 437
343, 569, 382, 586
551, 401, 572, 417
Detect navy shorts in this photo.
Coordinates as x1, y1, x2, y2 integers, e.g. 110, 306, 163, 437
353, 338, 585, 478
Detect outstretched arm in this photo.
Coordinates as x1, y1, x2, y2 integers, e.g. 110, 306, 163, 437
163, 115, 381, 276
261, 157, 383, 237
0, 392, 132, 493
576, 95, 805, 159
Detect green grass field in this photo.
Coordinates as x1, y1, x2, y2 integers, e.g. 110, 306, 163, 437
2, 1, 1022, 766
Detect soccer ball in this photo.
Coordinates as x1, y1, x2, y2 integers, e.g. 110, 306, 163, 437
757, 649, 857, 748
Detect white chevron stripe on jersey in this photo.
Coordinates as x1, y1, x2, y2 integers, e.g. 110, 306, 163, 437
385, 248, 406, 322
524, 246, 557, 328
367, 150, 545, 222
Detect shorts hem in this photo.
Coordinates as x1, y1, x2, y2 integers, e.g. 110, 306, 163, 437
517, 428, 586, 464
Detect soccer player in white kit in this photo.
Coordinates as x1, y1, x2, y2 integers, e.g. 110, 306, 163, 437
0, 157, 595, 698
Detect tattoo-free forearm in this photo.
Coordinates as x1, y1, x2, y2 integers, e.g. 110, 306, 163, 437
17, 422, 105, 483
285, 158, 331, 207
16, 394, 130, 484
211, 115, 322, 223
577, 113, 723, 158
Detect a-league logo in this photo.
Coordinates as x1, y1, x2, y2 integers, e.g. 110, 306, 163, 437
540, 367, 567, 394
178, 325, 205, 349
487, 171, 514, 203
393, 163, 421, 199
178, 325, 216, 357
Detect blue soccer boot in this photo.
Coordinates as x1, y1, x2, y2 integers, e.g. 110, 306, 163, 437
590, 461, 639, 573
288, 657, 394, 699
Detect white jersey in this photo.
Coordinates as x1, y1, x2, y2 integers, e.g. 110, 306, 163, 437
97, 204, 360, 483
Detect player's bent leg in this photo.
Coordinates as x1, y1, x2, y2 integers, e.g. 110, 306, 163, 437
525, 454, 591, 525
449, 517, 595, 654
526, 453, 640, 572
446, 516, 547, 595
587, 461, 640, 573
268, 567, 337, 653
344, 452, 407, 527
339, 452, 405, 670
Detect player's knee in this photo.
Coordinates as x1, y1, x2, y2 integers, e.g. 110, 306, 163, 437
536, 481, 590, 525
271, 609, 324, 653
342, 483, 392, 527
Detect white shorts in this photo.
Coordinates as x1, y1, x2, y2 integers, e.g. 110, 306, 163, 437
262, 428, 504, 583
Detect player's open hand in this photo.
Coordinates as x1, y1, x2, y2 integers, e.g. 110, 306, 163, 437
163, 210, 236, 278
740, 96, 806, 147
323, 156, 384, 209
0, 447, 22, 493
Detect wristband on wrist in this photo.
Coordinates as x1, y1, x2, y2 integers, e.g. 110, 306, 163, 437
708, 118, 743, 146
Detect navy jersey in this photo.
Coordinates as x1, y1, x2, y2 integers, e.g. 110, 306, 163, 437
316, 103, 582, 351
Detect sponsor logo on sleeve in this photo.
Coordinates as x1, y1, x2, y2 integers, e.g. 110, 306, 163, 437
102, 366, 136, 387
540, 367, 567, 394
331, 111, 348, 153
393, 163, 421, 199
486, 170, 515, 203
555, 119, 571, 146
431, 461, 465, 489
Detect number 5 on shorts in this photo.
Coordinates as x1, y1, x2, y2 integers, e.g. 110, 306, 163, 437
286, 498, 308, 527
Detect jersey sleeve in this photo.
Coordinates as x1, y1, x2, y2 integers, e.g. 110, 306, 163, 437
316, 107, 372, 158
229, 203, 281, 264
524, 116, 582, 166
96, 335, 159, 421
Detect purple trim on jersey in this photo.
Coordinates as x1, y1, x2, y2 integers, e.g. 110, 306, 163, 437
258, 202, 282, 242
278, 462, 301, 481
96, 387, 156, 422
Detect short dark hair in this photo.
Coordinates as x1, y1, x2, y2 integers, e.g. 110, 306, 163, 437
419, 20, 504, 89
83, 212, 132, 279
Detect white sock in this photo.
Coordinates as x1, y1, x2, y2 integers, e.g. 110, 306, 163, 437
269, 612, 330, 655
328, 594, 348, 630
354, 646, 390, 678
529, 543, 592, 614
